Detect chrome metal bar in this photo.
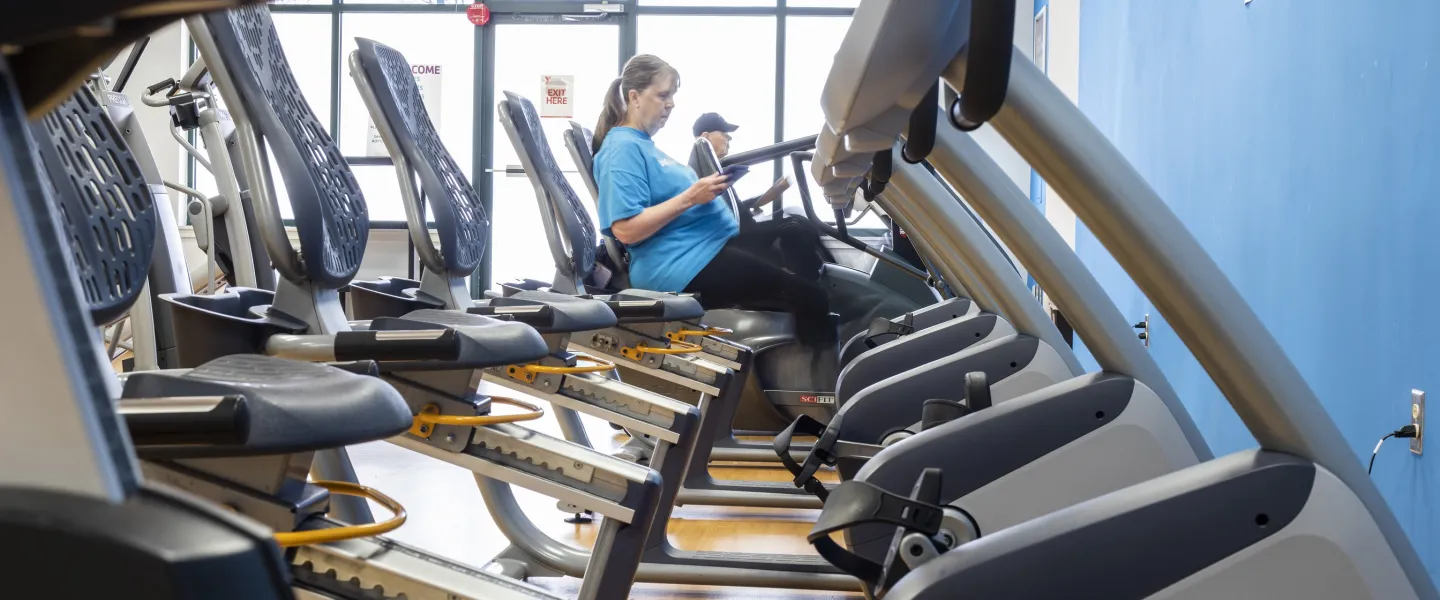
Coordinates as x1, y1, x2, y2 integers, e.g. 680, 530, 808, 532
128, 282, 158, 370
265, 334, 337, 362
199, 105, 258, 288
117, 396, 230, 414
185, 16, 303, 283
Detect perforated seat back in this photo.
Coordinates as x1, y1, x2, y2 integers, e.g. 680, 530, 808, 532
203, 6, 368, 288
562, 121, 631, 288
353, 38, 487, 277
564, 122, 599, 200
498, 91, 597, 289
31, 87, 156, 326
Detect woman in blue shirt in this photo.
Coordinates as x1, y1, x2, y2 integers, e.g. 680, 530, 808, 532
592, 54, 837, 350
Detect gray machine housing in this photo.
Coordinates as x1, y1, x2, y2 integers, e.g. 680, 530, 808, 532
844, 372, 1201, 564
812, 1, 1439, 598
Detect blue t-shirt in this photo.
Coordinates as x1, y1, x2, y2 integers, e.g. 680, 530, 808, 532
595, 127, 738, 292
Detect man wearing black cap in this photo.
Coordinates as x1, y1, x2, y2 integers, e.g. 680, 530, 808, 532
688, 112, 790, 221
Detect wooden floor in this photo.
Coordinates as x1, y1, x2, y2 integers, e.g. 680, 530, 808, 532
346, 381, 857, 600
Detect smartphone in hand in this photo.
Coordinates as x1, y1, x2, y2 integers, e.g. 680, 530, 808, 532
721, 164, 750, 185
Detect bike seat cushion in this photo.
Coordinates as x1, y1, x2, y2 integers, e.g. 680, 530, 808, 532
610, 289, 705, 322
496, 290, 619, 333
121, 354, 411, 459
390, 309, 551, 366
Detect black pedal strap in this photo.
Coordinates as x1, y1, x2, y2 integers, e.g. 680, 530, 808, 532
806, 479, 945, 588
863, 313, 916, 349
773, 415, 834, 500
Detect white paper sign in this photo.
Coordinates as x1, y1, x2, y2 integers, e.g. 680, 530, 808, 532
540, 74, 575, 118
367, 64, 443, 157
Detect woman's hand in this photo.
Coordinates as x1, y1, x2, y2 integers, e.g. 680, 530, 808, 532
684, 173, 731, 207
610, 173, 732, 245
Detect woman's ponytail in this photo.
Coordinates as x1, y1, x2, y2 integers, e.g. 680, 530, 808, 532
591, 55, 679, 155
592, 77, 626, 154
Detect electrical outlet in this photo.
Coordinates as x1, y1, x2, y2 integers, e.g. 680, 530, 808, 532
1412, 390, 1425, 455
1132, 314, 1150, 348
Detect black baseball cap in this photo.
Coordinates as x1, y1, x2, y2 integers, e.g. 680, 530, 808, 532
693, 112, 739, 137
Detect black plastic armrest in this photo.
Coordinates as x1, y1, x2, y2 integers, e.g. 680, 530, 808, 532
604, 299, 666, 320
121, 395, 250, 447
326, 360, 380, 376
333, 329, 463, 362
467, 304, 556, 328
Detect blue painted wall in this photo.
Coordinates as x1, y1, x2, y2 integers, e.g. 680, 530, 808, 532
1075, 0, 1438, 582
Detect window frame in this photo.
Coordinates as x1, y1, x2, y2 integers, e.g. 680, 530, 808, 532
183, 0, 856, 292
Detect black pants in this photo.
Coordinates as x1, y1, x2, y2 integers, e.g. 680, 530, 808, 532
738, 209, 837, 264
684, 216, 835, 345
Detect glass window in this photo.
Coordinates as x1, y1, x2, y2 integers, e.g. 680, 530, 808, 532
786, 0, 858, 7
782, 15, 880, 228
783, 16, 848, 140
272, 13, 335, 129
638, 15, 776, 201
351, 165, 407, 222
338, 13, 477, 221
192, 155, 218, 200
490, 23, 620, 290
639, 0, 774, 5
189, 145, 301, 221
182, 13, 331, 222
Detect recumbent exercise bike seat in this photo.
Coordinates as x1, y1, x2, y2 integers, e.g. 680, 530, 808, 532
354, 39, 700, 327
21, 79, 381, 598
122, 354, 411, 459
493, 90, 705, 322
605, 288, 706, 321
481, 287, 622, 332
204, 8, 368, 290
368, 308, 552, 368
341, 274, 612, 336
347, 38, 656, 333
497, 279, 705, 324
28, 84, 414, 459
562, 123, 808, 354
14, 27, 292, 595
160, 25, 553, 374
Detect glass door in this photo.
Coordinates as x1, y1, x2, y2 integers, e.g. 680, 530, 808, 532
484, 16, 621, 291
